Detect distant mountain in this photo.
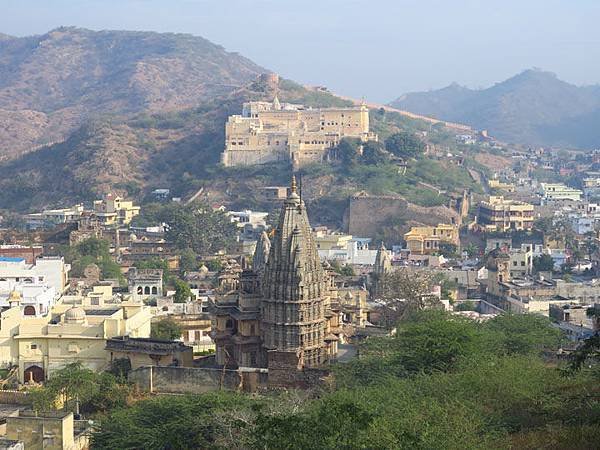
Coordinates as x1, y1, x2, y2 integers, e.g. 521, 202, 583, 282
0, 27, 264, 157
389, 70, 600, 148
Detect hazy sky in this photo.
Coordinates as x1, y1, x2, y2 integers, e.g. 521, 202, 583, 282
2, 0, 599, 102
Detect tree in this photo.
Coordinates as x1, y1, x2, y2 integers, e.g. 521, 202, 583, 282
384, 132, 425, 159
533, 254, 555, 272
165, 203, 238, 255
91, 393, 264, 450
336, 138, 361, 168
361, 141, 389, 165
173, 279, 193, 303
179, 248, 198, 273
30, 362, 130, 416
464, 243, 479, 258
482, 313, 562, 356
438, 242, 459, 258
77, 238, 110, 258
376, 269, 441, 326
151, 317, 183, 341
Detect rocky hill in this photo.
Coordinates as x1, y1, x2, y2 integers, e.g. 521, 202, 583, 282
0, 27, 264, 158
389, 69, 600, 148
0, 27, 485, 238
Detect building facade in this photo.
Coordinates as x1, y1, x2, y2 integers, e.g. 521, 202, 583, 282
540, 183, 583, 204
221, 98, 377, 168
477, 196, 535, 232
404, 224, 459, 255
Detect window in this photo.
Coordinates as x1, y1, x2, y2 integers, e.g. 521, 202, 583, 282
30, 344, 37, 350
144, 286, 150, 295
151, 286, 158, 295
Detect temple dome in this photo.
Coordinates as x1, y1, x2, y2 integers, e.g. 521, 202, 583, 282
8, 290, 21, 303
65, 306, 86, 324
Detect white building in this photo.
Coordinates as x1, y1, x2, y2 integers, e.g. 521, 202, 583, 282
24, 205, 85, 230
0, 283, 56, 317
316, 235, 379, 265
0, 257, 70, 296
540, 183, 583, 204
228, 210, 269, 240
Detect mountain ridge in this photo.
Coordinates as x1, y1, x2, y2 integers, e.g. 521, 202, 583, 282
389, 69, 600, 148
0, 26, 265, 157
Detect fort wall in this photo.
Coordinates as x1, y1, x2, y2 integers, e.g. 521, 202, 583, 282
347, 193, 461, 238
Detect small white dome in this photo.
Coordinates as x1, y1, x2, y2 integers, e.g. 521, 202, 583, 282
65, 307, 86, 323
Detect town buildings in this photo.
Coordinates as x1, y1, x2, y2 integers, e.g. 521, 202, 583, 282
221, 97, 377, 168
484, 250, 600, 315
0, 257, 70, 317
540, 183, 583, 204
127, 268, 163, 302
0, 245, 43, 265
314, 230, 379, 265
24, 205, 85, 230
92, 193, 141, 226
404, 224, 459, 255
0, 295, 152, 383
477, 196, 535, 232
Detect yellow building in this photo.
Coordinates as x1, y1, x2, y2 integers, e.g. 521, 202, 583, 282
404, 224, 460, 255
93, 193, 140, 226
477, 196, 535, 232
5, 410, 90, 450
314, 231, 354, 251
0, 291, 152, 383
488, 179, 515, 192
221, 98, 377, 168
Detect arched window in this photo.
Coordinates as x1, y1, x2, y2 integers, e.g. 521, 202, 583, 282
23, 305, 36, 316
137, 286, 143, 295
24, 365, 44, 383
151, 286, 158, 295
144, 286, 150, 295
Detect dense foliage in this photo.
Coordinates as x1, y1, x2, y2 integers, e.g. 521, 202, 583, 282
150, 317, 183, 341
91, 311, 599, 449
132, 202, 237, 255
30, 362, 130, 416
59, 237, 123, 282
384, 132, 425, 159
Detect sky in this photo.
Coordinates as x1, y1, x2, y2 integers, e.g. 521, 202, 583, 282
1, 0, 599, 103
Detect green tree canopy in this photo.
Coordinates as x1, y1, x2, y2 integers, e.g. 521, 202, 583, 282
384, 132, 425, 159
151, 317, 183, 341
173, 279, 193, 303
533, 254, 555, 272
361, 141, 389, 165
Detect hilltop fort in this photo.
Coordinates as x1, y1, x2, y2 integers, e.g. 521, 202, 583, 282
221, 87, 378, 168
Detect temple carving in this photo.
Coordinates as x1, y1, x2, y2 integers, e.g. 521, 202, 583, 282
211, 177, 340, 374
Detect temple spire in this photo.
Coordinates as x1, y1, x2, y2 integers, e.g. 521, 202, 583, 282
291, 175, 297, 194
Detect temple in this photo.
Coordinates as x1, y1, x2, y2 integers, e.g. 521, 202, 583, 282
211, 177, 340, 376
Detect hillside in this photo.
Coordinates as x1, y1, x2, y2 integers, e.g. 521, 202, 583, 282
0, 27, 264, 158
0, 27, 490, 240
389, 69, 600, 148
0, 74, 359, 211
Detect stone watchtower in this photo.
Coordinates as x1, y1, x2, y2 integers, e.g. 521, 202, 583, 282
261, 176, 331, 369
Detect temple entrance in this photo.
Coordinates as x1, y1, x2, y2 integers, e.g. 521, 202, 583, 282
24, 364, 44, 383
23, 305, 36, 316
